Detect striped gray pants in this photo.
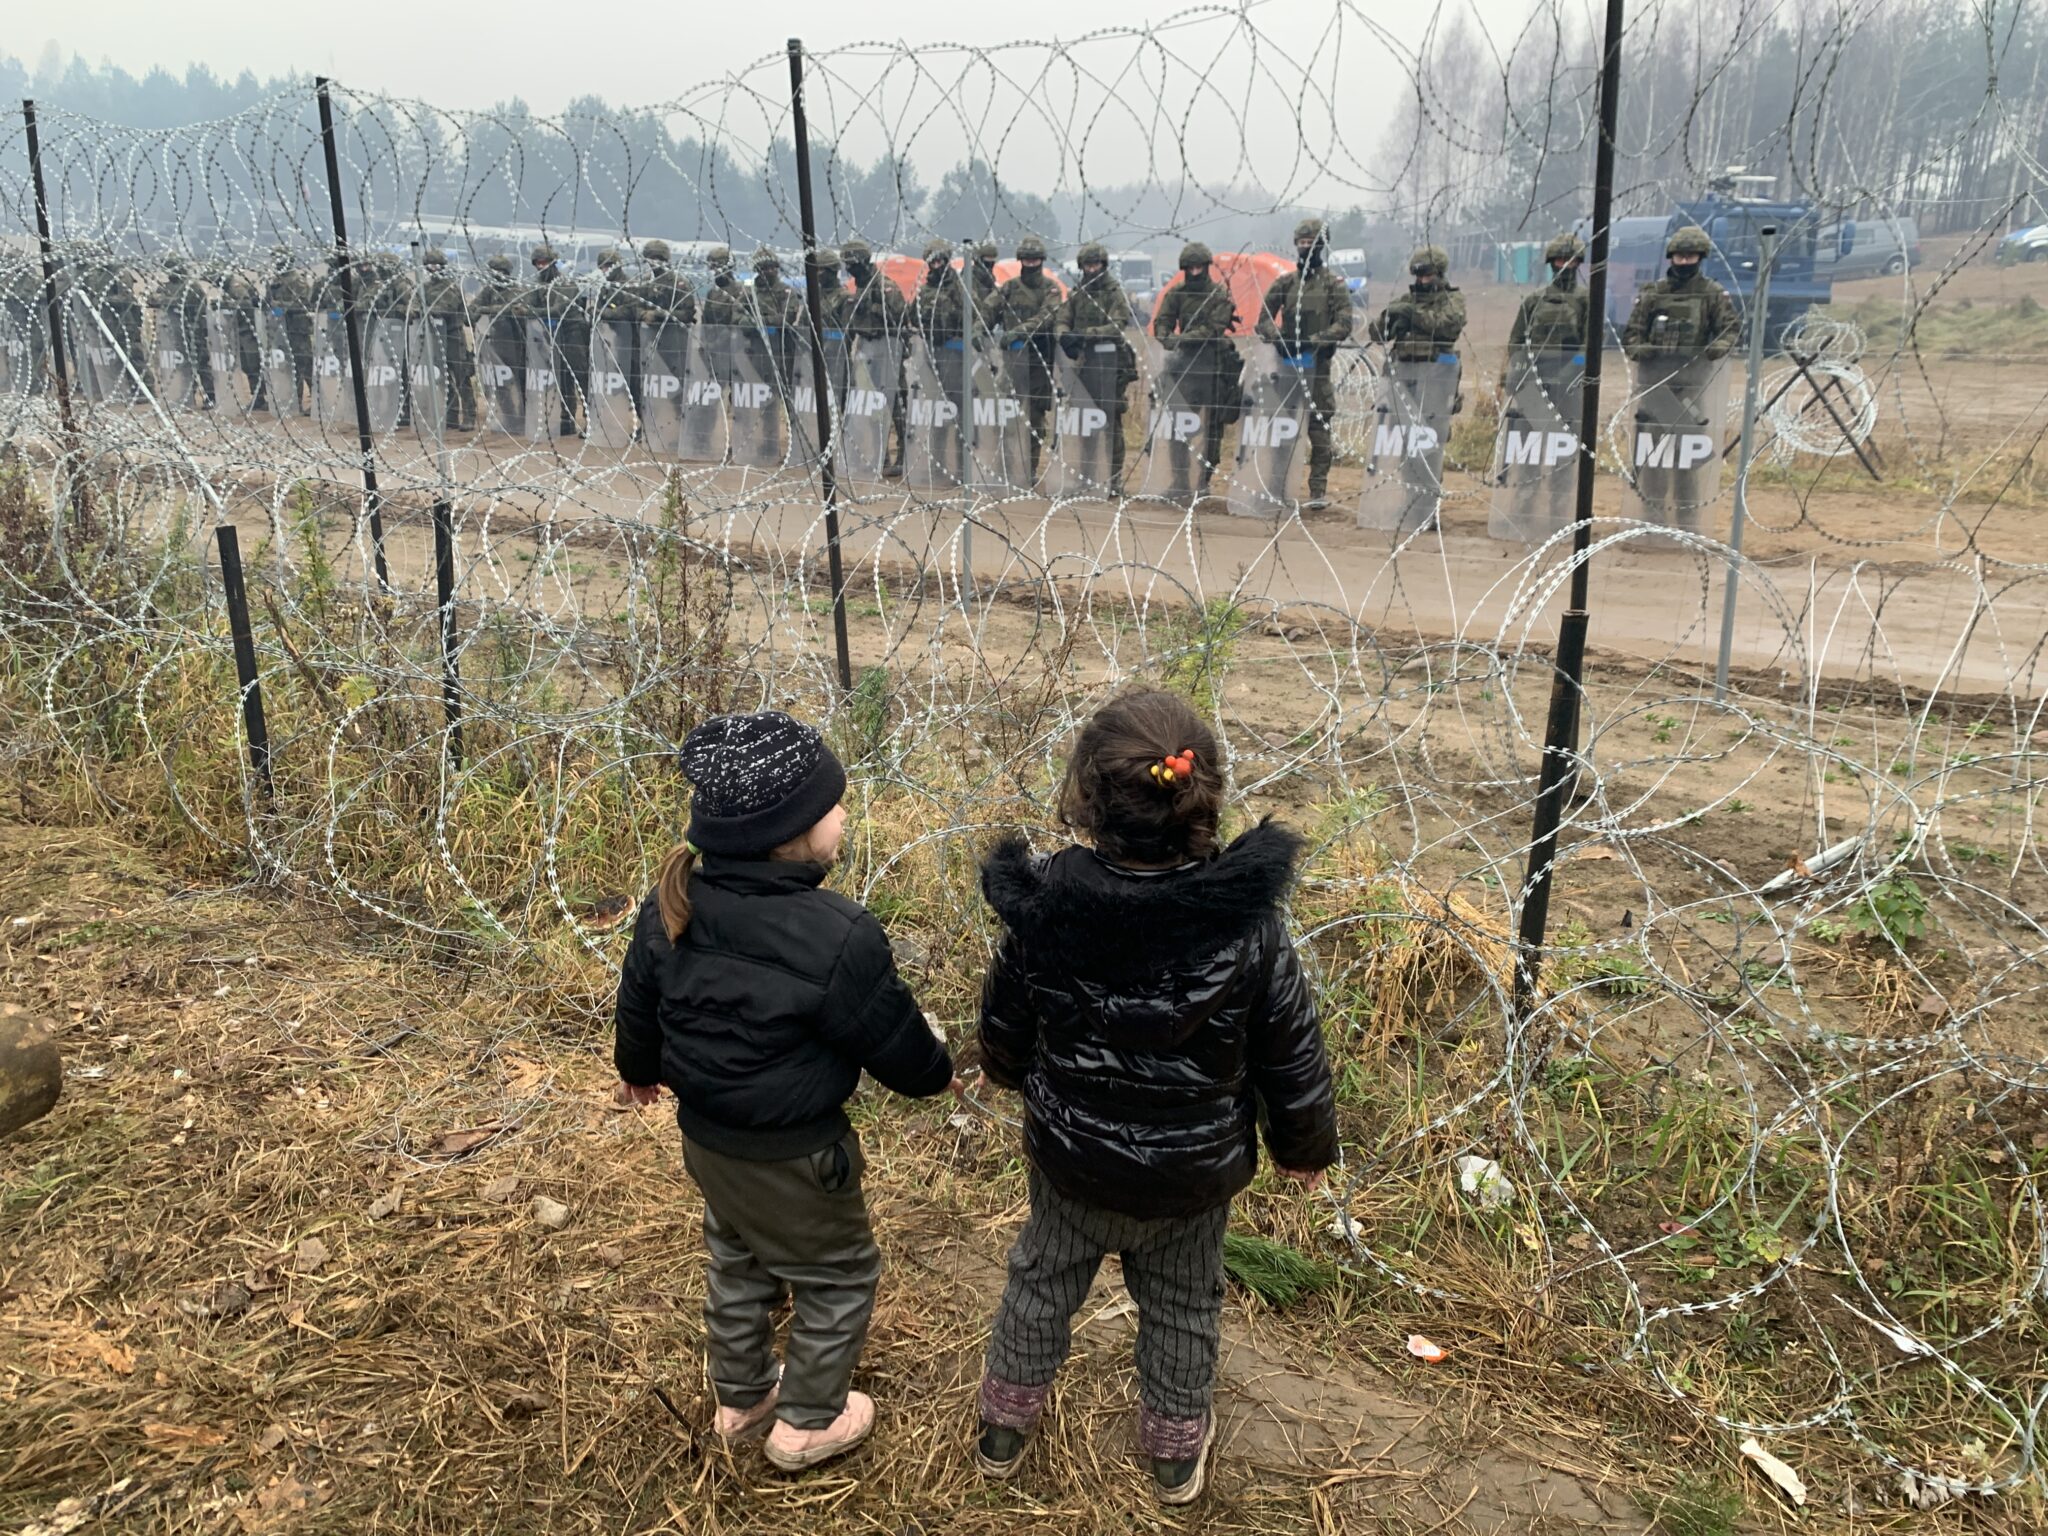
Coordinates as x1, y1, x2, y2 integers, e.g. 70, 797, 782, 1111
983, 1165, 1229, 1437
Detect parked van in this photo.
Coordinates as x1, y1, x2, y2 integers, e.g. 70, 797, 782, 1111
1821, 216, 1920, 279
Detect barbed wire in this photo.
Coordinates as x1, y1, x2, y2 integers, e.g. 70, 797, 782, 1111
3, 0, 2048, 1508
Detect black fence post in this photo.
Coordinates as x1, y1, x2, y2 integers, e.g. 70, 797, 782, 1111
1511, 0, 1628, 1020
314, 77, 390, 594
433, 499, 462, 770
23, 99, 86, 534
215, 525, 274, 801
786, 39, 854, 695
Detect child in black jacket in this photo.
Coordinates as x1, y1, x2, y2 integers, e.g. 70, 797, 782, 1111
614, 710, 955, 1471
972, 689, 1337, 1504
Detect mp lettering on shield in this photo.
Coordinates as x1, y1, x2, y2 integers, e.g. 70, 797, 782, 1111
1371, 422, 1442, 458
842, 389, 887, 418
1505, 429, 1580, 467
1151, 408, 1202, 443
595, 370, 631, 396
910, 396, 958, 427
642, 371, 682, 399
1057, 405, 1109, 437
687, 377, 724, 406
733, 381, 775, 408
1634, 431, 1714, 471
486, 362, 517, 387
1241, 413, 1301, 449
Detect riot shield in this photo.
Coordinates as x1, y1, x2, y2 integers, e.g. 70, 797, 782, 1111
204, 310, 253, 416
68, 295, 124, 402
675, 323, 727, 463
1227, 343, 1310, 518
1046, 335, 1128, 500
788, 331, 836, 467
312, 311, 350, 428
476, 315, 528, 438
727, 322, 793, 470
1135, 337, 1224, 502
637, 319, 688, 456
966, 336, 1033, 491
152, 309, 202, 412
523, 317, 568, 444
1357, 355, 1461, 534
0, 299, 40, 400
1628, 353, 1730, 534
587, 319, 638, 450
256, 309, 301, 417
357, 317, 405, 434
905, 337, 961, 491
403, 316, 450, 445
1488, 349, 1584, 543
836, 335, 900, 482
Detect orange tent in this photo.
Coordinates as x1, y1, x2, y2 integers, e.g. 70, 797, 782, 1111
868, 253, 1068, 304
1147, 251, 1294, 337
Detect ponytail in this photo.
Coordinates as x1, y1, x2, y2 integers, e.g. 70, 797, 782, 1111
655, 843, 697, 942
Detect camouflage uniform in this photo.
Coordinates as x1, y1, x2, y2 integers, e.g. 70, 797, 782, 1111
220, 266, 268, 409
471, 254, 526, 429
1258, 219, 1355, 498
262, 249, 315, 414
913, 239, 992, 344
1, 253, 50, 396
1507, 233, 1591, 363
631, 238, 697, 398
697, 246, 746, 330
989, 234, 1063, 479
156, 255, 216, 408
1060, 241, 1139, 489
743, 247, 806, 394
421, 249, 476, 430
1152, 241, 1240, 487
1370, 246, 1467, 363
527, 244, 588, 436
80, 257, 148, 395
1622, 226, 1738, 362
839, 237, 909, 473
589, 248, 640, 419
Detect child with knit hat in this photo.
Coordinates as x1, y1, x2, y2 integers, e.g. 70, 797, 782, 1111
613, 710, 957, 1471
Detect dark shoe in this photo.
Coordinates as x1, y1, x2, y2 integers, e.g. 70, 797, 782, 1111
882, 460, 903, 480
1305, 494, 1331, 512
975, 1420, 1031, 1479
1151, 1416, 1216, 1506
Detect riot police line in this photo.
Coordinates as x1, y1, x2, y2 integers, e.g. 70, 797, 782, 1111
1, 227, 1741, 540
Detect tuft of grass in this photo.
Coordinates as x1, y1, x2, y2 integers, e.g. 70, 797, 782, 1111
1222, 1230, 1337, 1308
1641, 1473, 1745, 1536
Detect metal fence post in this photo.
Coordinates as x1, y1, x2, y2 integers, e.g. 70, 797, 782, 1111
215, 525, 274, 800
1716, 226, 1777, 702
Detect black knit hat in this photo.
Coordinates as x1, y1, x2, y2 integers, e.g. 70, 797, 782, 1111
679, 711, 846, 858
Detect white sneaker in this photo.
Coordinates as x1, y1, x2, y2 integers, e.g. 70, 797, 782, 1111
763, 1390, 875, 1471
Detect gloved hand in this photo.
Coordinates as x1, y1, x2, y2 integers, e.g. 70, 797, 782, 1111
1255, 317, 1279, 343
1158, 333, 1179, 351
1060, 333, 1084, 359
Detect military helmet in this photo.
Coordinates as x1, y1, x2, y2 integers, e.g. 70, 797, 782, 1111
422, 246, 448, 267
1666, 224, 1712, 258
1015, 234, 1047, 261
841, 237, 872, 264
753, 245, 780, 271
531, 242, 556, 264
165, 252, 189, 271
1294, 217, 1326, 243
974, 239, 999, 261
1409, 245, 1449, 276
596, 247, 622, 268
487, 253, 514, 276
923, 237, 951, 263
814, 247, 839, 269
707, 245, 733, 272
1544, 232, 1586, 265
1178, 241, 1213, 269
1077, 241, 1108, 267
642, 238, 670, 263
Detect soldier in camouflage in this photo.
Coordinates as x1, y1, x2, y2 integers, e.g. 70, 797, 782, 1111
421, 248, 476, 431
588, 246, 642, 422
0, 252, 47, 396
632, 238, 697, 402
219, 262, 268, 411
157, 254, 216, 410
1259, 217, 1356, 505
1370, 245, 1467, 363
914, 238, 989, 345
698, 245, 745, 330
1622, 225, 1738, 362
1505, 232, 1590, 369
745, 246, 806, 394
840, 237, 909, 477
1152, 241, 1240, 494
469, 253, 525, 430
990, 233, 1063, 481
528, 242, 588, 437
1060, 241, 1140, 491
262, 246, 315, 415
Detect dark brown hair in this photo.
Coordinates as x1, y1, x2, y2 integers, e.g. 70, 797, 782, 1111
1057, 689, 1223, 865
652, 822, 833, 942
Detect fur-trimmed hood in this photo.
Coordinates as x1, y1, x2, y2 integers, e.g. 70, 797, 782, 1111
980, 818, 1304, 972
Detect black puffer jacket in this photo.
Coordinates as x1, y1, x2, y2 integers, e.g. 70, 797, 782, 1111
614, 857, 953, 1160
977, 820, 1337, 1219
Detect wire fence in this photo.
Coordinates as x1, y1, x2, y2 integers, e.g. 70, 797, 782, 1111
4, 1, 2048, 1507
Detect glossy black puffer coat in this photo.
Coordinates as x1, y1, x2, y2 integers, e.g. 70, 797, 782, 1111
977, 820, 1337, 1220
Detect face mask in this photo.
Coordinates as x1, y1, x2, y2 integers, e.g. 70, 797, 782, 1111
1182, 268, 1208, 286
1668, 262, 1699, 284
848, 262, 871, 280
1552, 264, 1578, 291
1020, 262, 1044, 284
